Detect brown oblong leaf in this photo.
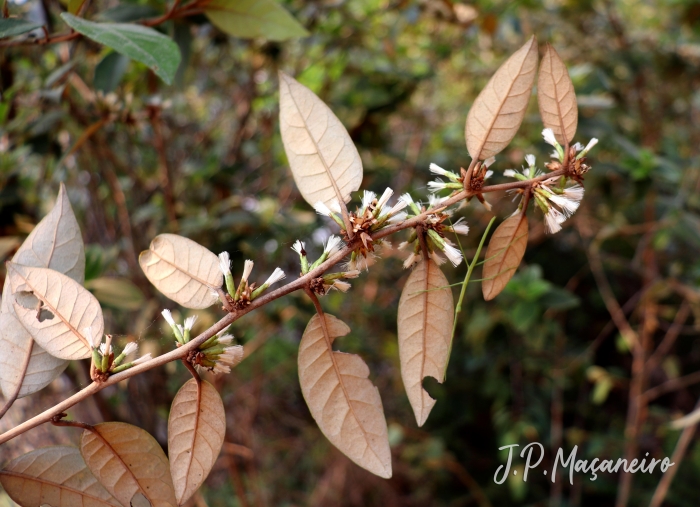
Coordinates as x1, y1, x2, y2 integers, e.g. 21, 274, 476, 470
482, 214, 529, 301
0, 446, 120, 507
0, 183, 82, 398
168, 379, 226, 505
7, 264, 102, 360
139, 234, 222, 309
0, 313, 68, 399
278, 71, 363, 208
397, 258, 454, 427
465, 36, 538, 160
538, 43, 578, 145
80, 422, 178, 507
298, 313, 392, 478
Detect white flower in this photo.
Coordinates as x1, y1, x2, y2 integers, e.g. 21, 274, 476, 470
399, 193, 415, 208
264, 268, 286, 286
84, 326, 101, 349
563, 184, 585, 201
442, 243, 463, 266
542, 128, 559, 147
387, 211, 407, 224
403, 252, 419, 269
328, 199, 342, 214
330, 280, 352, 292
428, 194, 448, 209
397, 241, 409, 251
218, 252, 231, 275
549, 194, 580, 217
99, 343, 113, 355
485, 170, 493, 179
213, 363, 231, 374
177, 324, 184, 336
376, 188, 394, 210
361, 190, 376, 211
525, 154, 536, 167
313, 201, 332, 216
161, 309, 175, 327
343, 270, 361, 279
217, 334, 235, 345
241, 260, 254, 283
578, 138, 598, 158
132, 353, 153, 366
544, 208, 566, 234
184, 315, 198, 331
384, 199, 408, 217
450, 217, 470, 235
430, 251, 446, 266
427, 179, 449, 193
324, 235, 343, 257
484, 156, 496, 168
429, 163, 452, 177
503, 169, 517, 178
123, 342, 138, 356
572, 142, 584, 152
291, 240, 305, 255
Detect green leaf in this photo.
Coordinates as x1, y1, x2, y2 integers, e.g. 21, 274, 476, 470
60, 13, 181, 85
203, 0, 309, 41
85, 277, 145, 311
94, 52, 130, 93
0, 18, 43, 38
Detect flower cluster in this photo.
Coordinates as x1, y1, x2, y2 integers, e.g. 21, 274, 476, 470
428, 158, 496, 210
542, 128, 598, 184
217, 253, 285, 308
291, 238, 360, 294
86, 327, 149, 381
397, 193, 466, 268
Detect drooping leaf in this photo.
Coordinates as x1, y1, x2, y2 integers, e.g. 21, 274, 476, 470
482, 214, 529, 301
298, 313, 392, 478
94, 52, 130, 93
203, 0, 308, 41
80, 422, 178, 507
465, 36, 538, 160
85, 277, 145, 311
0, 446, 120, 507
7, 264, 102, 360
0, 313, 68, 399
0, 18, 43, 38
168, 379, 226, 505
278, 72, 363, 209
60, 13, 181, 85
139, 234, 222, 309
397, 258, 454, 426
537, 43, 578, 145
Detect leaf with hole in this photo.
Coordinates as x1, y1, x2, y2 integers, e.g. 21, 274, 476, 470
465, 36, 538, 160
7, 264, 102, 360
80, 422, 178, 507
538, 43, 578, 145
168, 379, 226, 505
298, 313, 392, 478
397, 258, 454, 426
0, 446, 120, 507
279, 72, 363, 209
203, 0, 308, 41
60, 13, 181, 85
482, 214, 529, 301
139, 234, 222, 309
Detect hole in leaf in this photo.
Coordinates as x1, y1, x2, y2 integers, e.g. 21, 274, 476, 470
15, 291, 39, 310
421, 376, 443, 401
38, 308, 55, 322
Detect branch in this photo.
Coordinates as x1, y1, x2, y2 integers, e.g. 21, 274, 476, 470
0, 172, 558, 445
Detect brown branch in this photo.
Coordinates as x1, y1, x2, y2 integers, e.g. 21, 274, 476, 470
643, 371, 700, 403
148, 106, 178, 226
646, 301, 691, 372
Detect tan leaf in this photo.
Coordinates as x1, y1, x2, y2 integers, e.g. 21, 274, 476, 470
465, 36, 538, 160
7, 264, 102, 360
482, 214, 529, 301
538, 43, 578, 145
139, 234, 222, 309
0, 183, 82, 397
0, 313, 68, 399
278, 72, 363, 208
298, 313, 392, 478
168, 379, 226, 505
397, 259, 454, 426
80, 422, 178, 507
0, 446, 120, 507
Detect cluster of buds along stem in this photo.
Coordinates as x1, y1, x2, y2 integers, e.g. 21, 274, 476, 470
192, 330, 244, 375
542, 128, 598, 184
315, 188, 408, 271
429, 158, 495, 210
217, 253, 285, 309
291, 238, 360, 295
86, 327, 149, 381
398, 193, 466, 268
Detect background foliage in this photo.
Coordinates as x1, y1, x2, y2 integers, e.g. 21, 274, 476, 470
2, 0, 700, 505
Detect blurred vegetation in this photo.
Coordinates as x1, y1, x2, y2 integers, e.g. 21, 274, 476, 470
3, 0, 700, 505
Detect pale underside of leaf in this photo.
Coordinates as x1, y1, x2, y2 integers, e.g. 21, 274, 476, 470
298, 313, 392, 478
465, 36, 539, 160
139, 234, 222, 309
482, 214, 529, 301
538, 43, 578, 145
202, 0, 309, 41
8, 264, 100, 360
168, 379, 226, 505
278, 72, 363, 208
0, 446, 121, 507
0, 312, 68, 399
80, 422, 178, 507
397, 259, 454, 427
